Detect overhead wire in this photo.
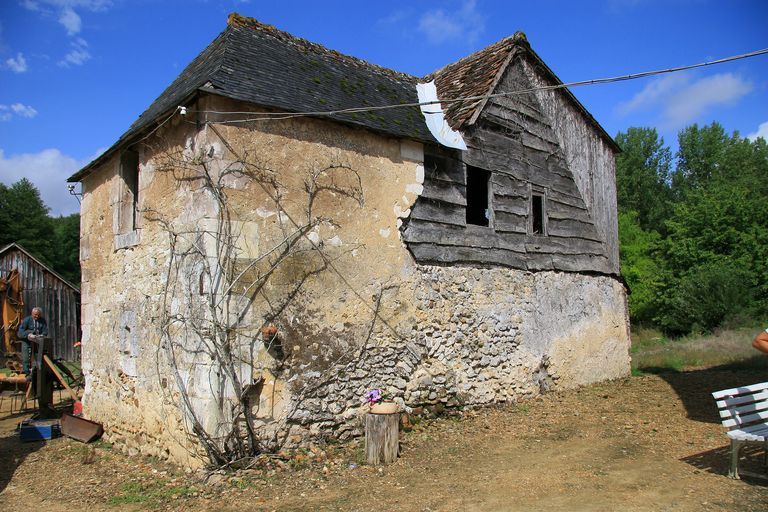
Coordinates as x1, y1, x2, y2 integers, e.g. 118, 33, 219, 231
178, 47, 768, 124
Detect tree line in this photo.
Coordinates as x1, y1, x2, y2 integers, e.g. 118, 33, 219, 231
616, 122, 767, 335
0, 178, 81, 285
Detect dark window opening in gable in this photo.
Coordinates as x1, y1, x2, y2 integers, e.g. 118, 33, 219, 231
120, 149, 140, 232
466, 165, 491, 227
424, 154, 441, 180
531, 192, 545, 235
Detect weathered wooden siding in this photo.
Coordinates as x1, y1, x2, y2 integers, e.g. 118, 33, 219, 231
0, 247, 80, 361
523, 55, 620, 272
402, 55, 614, 275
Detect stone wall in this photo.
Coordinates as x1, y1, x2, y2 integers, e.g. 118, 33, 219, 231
78, 94, 630, 466
283, 266, 630, 443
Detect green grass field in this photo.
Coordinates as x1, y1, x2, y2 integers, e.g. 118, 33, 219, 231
630, 323, 768, 374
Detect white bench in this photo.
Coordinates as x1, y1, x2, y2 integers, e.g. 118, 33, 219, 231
712, 382, 768, 479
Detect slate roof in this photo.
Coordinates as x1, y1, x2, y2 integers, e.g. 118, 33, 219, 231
69, 13, 617, 182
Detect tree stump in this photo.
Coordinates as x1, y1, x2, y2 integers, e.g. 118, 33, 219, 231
365, 412, 399, 465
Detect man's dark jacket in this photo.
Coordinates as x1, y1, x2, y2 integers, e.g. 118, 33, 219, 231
17, 315, 48, 339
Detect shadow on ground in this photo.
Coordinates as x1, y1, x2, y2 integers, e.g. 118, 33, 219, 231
639, 362, 768, 424
0, 424, 46, 493
682, 444, 768, 485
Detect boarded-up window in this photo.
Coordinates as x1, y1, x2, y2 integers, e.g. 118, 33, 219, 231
466, 165, 491, 227
119, 149, 139, 233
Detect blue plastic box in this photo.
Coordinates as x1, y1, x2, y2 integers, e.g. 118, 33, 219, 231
19, 419, 61, 442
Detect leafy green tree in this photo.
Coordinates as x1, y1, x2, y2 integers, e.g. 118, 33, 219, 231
657, 123, 768, 333
656, 259, 756, 335
0, 179, 81, 285
615, 127, 674, 233
674, 123, 728, 193
0, 178, 54, 265
618, 210, 665, 324
51, 213, 81, 284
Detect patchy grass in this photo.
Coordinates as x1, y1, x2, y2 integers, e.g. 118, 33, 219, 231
631, 323, 768, 374
108, 480, 197, 508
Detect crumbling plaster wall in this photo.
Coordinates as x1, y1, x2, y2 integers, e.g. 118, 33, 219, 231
79, 95, 629, 465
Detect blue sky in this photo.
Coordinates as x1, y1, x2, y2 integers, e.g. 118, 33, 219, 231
1, 0, 766, 215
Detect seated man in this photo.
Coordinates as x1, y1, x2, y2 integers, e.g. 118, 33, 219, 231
17, 307, 48, 378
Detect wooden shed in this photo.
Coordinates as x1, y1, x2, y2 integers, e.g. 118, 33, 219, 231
0, 243, 80, 362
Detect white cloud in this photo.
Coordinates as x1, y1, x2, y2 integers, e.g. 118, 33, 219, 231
377, 9, 411, 27
21, 0, 112, 67
59, 6, 82, 35
418, 0, 485, 45
20, 0, 41, 11
747, 121, 768, 142
616, 73, 687, 115
22, 0, 112, 12
10, 103, 38, 118
616, 72, 753, 130
59, 37, 90, 67
0, 103, 38, 121
5, 52, 28, 73
663, 73, 752, 128
0, 147, 96, 215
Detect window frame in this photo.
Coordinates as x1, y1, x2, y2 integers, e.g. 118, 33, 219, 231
114, 148, 141, 250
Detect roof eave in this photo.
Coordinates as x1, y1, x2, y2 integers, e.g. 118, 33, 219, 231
198, 88, 437, 146
67, 90, 202, 183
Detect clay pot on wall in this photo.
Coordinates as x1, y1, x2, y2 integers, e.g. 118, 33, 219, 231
369, 401, 399, 414
261, 324, 278, 341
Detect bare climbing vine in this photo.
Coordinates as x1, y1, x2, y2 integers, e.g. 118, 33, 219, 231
144, 127, 367, 467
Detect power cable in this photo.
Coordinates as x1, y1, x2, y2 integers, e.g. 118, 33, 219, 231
179, 47, 768, 124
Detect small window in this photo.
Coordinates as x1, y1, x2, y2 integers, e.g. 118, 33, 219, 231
114, 149, 141, 249
424, 154, 441, 180
530, 191, 546, 235
119, 149, 139, 232
466, 165, 491, 227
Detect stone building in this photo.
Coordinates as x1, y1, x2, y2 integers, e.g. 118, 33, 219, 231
68, 14, 630, 466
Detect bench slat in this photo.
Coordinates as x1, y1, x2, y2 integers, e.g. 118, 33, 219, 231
716, 390, 768, 409
718, 399, 768, 420
738, 423, 768, 436
722, 408, 768, 429
712, 382, 768, 400
727, 427, 768, 442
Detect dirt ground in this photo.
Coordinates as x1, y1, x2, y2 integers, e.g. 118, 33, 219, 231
2, 367, 767, 511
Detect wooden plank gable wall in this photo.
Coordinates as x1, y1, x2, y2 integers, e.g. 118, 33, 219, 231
403, 56, 613, 275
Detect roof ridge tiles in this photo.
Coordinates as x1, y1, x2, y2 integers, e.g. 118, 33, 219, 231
227, 12, 419, 84
425, 31, 526, 82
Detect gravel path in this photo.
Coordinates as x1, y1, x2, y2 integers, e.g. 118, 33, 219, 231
2, 368, 767, 511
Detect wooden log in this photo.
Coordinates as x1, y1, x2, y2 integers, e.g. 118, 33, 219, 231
420, 179, 467, 206
410, 199, 466, 227
365, 412, 400, 465
43, 354, 78, 402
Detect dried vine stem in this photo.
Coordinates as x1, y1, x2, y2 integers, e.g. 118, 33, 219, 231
145, 131, 365, 467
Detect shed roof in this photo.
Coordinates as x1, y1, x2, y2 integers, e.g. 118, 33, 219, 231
69, 13, 617, 182
0, 243, 80, 292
